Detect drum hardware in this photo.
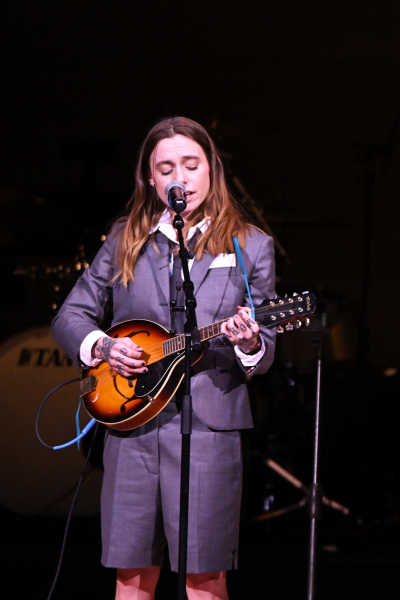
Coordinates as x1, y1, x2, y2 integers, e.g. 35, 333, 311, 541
255, 459, 355, 523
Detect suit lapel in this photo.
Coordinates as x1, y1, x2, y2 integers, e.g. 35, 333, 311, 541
147, 232, 171, 308
146, 229, 231, 323
190, 251, 217, 297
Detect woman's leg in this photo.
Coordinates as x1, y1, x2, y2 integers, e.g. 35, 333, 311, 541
116, 566, 161, 600
186, 571, 229, 600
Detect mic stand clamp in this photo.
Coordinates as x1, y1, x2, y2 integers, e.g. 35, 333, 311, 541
172, 212, 200, 600
170, 298, 185, 336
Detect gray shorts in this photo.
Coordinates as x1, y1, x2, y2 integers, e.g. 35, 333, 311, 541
100, 401, 242, 573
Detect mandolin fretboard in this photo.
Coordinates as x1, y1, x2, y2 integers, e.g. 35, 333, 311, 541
162, 319, 228, 357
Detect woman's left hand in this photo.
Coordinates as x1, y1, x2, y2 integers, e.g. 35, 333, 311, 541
221, 306, 261, 354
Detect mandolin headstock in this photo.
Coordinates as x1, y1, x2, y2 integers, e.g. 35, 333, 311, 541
256, 291, 317, 332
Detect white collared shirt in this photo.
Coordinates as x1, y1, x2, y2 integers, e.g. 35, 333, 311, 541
152, 209, 208, 276
152, 208, 209, 242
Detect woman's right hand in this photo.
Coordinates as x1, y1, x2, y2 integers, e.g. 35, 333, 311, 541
91, 336, 147, 377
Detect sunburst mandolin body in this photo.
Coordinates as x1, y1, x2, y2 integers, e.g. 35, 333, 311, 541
81, 319, 202, 431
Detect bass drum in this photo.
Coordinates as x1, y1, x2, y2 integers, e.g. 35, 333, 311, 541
0, 327, 103, 515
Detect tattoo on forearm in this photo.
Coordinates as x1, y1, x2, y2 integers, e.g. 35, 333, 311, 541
98, 338, 118, 362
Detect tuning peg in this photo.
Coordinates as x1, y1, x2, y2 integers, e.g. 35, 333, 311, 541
306, 318, 310, 326
293, 292, 298, 296
296, 320, 302, 328
302, 291, 309, 294
277, 326, 285, 333
285, 323, 293, 331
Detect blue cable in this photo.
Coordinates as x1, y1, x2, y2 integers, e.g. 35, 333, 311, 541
36, 377, 98, 451
75, 398, 82, 450
53, 418, 97, 450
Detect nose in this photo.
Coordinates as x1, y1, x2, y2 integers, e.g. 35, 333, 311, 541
175, 166, 188, 185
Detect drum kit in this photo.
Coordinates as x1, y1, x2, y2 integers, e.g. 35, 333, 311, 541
0, 187, 105, 515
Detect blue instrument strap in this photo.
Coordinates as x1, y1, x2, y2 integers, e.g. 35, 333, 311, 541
233, 236, 255, 320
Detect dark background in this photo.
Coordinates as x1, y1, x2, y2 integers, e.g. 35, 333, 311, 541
1, 1, 400, 598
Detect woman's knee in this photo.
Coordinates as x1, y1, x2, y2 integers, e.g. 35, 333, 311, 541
186, 571, 228, 599
116, 566, 160, 597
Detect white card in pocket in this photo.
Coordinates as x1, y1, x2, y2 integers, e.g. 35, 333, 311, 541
209, 253, 236, 269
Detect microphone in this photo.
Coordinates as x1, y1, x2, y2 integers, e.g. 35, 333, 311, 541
165, 181, 187, 213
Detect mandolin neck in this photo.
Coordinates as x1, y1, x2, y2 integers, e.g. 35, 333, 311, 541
162, 318, 230, 356
161, 292, 315, 357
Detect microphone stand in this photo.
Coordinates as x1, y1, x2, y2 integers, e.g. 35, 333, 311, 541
307, 335, 323, 600
171, 210, 202, 600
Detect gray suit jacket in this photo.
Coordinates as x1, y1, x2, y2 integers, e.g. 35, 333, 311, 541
51, 226, 276, 430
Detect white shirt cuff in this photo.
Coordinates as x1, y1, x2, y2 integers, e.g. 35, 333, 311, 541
234, 336, 266, 366
80, 330, 108, 367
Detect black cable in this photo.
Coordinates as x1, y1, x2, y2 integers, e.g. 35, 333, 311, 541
35, 378, 81, 448
46, 422, 100, 600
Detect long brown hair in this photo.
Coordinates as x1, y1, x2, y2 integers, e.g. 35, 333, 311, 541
114, 116, 251, 286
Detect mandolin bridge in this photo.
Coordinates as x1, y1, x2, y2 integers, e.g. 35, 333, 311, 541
80, 374, 97, 397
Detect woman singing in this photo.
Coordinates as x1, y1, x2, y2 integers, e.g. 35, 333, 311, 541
52, 116, 276, 600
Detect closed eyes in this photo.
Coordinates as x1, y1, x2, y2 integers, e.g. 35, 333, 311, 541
160, 166, 198, 176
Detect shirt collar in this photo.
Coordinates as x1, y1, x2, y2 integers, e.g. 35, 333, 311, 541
150, 208, 209, 243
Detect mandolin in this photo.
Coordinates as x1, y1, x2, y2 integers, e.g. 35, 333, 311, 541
80, 292, 316, 431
